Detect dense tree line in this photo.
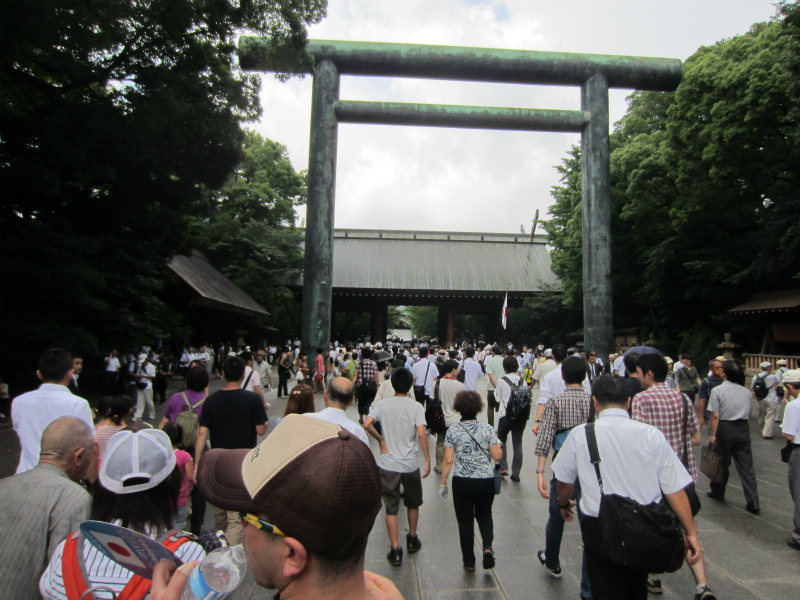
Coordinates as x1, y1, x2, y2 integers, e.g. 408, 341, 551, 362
0, 1, 326, 372
539, 2, 799, 360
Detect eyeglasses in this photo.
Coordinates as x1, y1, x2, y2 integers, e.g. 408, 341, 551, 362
239, 512, 284, 536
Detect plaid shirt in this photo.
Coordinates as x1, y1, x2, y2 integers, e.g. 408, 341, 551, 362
632, 382, 699, 480
535, 387, 592, 457
355, 359, 378, 385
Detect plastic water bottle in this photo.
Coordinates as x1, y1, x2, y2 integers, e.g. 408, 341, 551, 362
182, 544, 248, 600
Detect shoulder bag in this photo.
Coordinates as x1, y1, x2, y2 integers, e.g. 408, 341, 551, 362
425, 380, 447, 433
458, 423, 502, 495
413, 361, 431, 404
583, 423, 685, 574
679, 393, 701, 516
456, 360, 466, 383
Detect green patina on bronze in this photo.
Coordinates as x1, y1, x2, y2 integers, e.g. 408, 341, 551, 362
239, 38, 682, 362
335, 101, 590, 133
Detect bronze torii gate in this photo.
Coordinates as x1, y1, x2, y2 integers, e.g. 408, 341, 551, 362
239, 39, 682, 364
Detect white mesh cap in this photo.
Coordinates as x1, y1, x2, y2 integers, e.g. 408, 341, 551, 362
100, 429, 176, 494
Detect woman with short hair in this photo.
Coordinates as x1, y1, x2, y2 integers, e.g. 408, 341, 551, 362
439, 390, 503, 572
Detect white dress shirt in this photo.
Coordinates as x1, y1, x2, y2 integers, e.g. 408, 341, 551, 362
304, 407, 369, 445
12, 384, 94, 473
462, 358, 483, 391
552, 408, 692, 517
539, 364, 591, 405
412, 359, 438, 396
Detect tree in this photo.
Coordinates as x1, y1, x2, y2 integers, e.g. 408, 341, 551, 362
543, 2, 800, 361
189, 129, 307, 333
0, 1, 326, 369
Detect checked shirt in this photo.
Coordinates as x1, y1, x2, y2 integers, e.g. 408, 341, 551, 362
354, 358, 378, 386
632, 382, 700, 480
535, 386, 592, 458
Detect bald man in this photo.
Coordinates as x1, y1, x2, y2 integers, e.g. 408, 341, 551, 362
304, 376, 369, 444
0, 417, 95, 600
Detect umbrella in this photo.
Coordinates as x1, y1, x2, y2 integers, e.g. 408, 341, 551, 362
370, 350, 393, 363
623, 345, 663, 357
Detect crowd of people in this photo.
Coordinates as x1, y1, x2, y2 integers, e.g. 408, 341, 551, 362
2, 341, 800, 600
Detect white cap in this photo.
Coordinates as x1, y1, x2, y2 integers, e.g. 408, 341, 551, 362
100, 429, 176, 495
760, 361, 773, 369
544, 349, 553, 358
375, 342, 382, 348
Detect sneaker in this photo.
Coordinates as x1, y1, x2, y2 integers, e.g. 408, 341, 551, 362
694, 584, 717, 600
647, 576, 662, 594
387, 546, 403, 566
463, 562, 475, 572
510, 474, 521, 482
406, 533, 422, 553
482, 549, 495, 569
537, 550, 562, 577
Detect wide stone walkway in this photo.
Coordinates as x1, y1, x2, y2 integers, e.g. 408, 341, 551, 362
2, 373, 798, 598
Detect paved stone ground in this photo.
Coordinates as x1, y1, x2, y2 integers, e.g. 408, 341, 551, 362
2, 375, 799, 599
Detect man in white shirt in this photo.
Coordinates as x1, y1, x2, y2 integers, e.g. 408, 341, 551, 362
305, 377, 368, 445
461, 347, 483, 392
254, 350, 272, 390
412, 347, 438, 405
496, 356, 527, 482
12, 348, 94, 474
434, 360, 466, 473
132, 353, 156, 421
240, 351, 266, 407
552, 374, 701, 598
781, 369, 800, 551
104, 349, 120, 394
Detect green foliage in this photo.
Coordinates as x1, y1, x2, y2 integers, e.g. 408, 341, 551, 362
406, 306, 438, 339
508, 286, 582, 345
545, 3, 800, 363
0, 1, 325, 365
189, 129, 307, 333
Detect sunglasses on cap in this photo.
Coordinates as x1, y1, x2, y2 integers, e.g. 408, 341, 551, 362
240, 512, 284, 536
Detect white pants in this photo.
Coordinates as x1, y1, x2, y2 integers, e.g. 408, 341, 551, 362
760, 400, 778, 438
134, 388, 155, 420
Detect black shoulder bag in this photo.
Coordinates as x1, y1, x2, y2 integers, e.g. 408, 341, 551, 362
456, 360, 466, 383
583, 423, 685, 574
679, 393, 702, 516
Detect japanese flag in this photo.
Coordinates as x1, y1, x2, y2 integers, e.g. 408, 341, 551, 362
501, 293, 508, 330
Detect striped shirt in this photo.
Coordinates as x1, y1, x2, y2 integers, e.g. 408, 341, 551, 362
535, 387, 592, 458
40, 522, 205, 599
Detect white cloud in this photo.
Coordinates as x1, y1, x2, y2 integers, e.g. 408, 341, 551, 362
250, 0, 778, 233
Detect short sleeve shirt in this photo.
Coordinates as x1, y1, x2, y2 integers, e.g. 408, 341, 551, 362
782, 398, 800, 445
708, 381, 752, 421
752, 373, 778, 402
445, 421, 498, 478
368, 396, 426, 473
199, 389, 267, 449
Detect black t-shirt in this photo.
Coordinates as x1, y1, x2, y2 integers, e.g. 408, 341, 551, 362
199, 389, 267, 450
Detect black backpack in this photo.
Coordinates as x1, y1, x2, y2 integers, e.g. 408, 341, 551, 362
502, 376, 532, 423
752, 374, 769, 400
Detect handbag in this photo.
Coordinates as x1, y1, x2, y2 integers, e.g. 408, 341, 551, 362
700, 442, 724, 483
456, 360, 466, 383
781, 441, 796, 464
679, 393, 701, 516
584, 423, 685, 574
459, 423, 501, 495
425, 381, 447, 433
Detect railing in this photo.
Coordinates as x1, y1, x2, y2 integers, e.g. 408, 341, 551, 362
741, 354, 799, 372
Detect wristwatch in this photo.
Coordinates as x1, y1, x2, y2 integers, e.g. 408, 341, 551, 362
535, 419, 541, 423
557, 500, 571, 510
536, 469, 545, 474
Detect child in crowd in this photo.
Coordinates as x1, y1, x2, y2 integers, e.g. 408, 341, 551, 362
163, 422, 193, 530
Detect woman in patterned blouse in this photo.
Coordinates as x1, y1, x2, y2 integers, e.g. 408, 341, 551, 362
439, 391, 503, 572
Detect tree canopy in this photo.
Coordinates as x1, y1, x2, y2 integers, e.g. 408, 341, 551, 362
0, 1, 326, 368
544, 2, 800, 360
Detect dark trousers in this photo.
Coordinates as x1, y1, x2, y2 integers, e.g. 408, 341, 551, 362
709, 420, 759, 504
452, 476, 495, 566
277, 370, 290, 397
497, 416, 524, 477
189, 485, 207, 535
583, 517, 647, 599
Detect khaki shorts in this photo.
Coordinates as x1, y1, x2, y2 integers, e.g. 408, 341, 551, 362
380, 468, 423, 515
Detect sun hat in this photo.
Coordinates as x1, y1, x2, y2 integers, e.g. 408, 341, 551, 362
781, 370, 800, 386
198, 414, 381, 559
664, 356, 674, 364
100, 429, 176, 494
777, 359, 788, 366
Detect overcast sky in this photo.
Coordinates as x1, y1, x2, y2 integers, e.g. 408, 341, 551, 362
250, 0, 779, 234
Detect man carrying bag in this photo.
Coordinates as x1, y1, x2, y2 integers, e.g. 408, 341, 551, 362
552, 374, 702, 600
